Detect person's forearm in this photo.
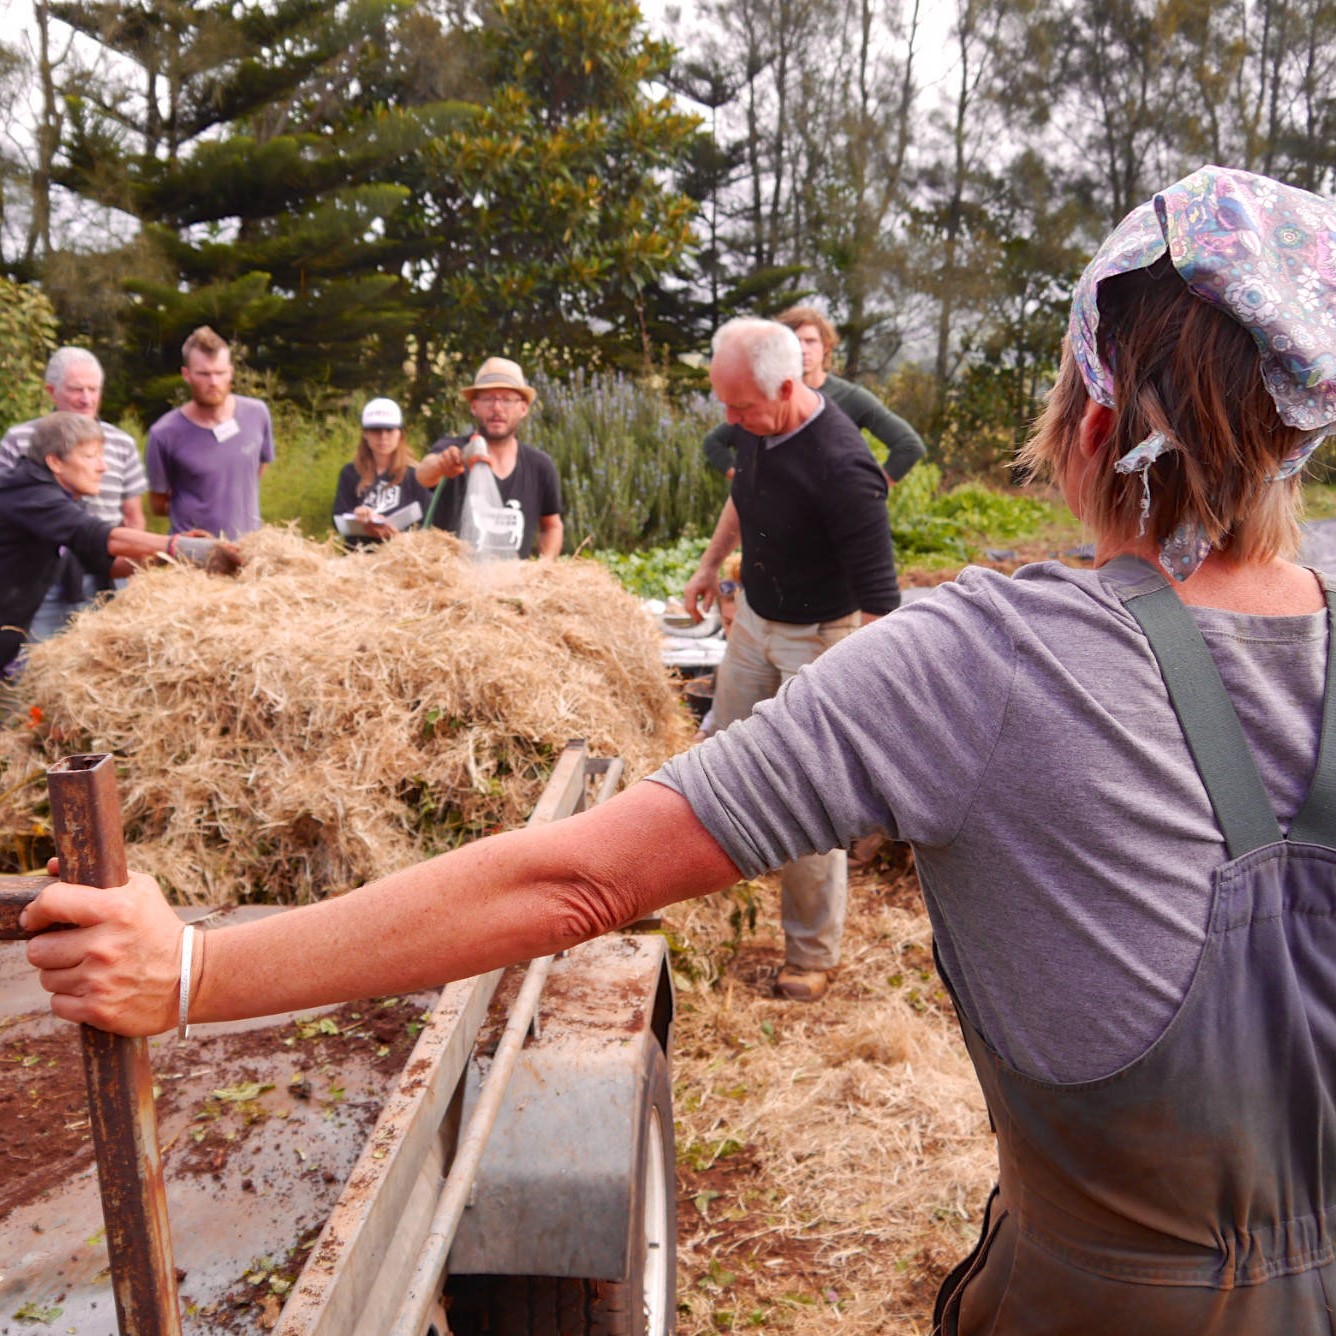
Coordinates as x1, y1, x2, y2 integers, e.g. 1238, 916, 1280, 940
121, 496, 147, 529
149, 491, 170, 517
108, 526, 171, 560
536, 517, 563, 560
107, 528, 242, 575
192, 784, 738, 1024
417, 454, 447, 487
23, 780, 740, 1037
873, 413, 926, 482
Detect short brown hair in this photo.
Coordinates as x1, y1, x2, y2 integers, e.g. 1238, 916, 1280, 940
31, 411, 103, 466
776, 306, 838, 368
182, 325, 229, 362
1018, 258, 1305, 561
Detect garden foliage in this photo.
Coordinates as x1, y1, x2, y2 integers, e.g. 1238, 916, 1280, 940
0, 281, 58, 429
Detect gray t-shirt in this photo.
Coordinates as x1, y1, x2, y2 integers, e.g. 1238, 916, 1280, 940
145, 396, 274, 537
654, 560, 1329, 1083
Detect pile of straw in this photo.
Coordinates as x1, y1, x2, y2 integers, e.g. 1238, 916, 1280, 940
0, 528, 693, 904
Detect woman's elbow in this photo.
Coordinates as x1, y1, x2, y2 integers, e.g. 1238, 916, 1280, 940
545, 875, 646, 944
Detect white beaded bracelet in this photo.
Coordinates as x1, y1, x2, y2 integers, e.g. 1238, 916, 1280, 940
178, 924, 196, 1042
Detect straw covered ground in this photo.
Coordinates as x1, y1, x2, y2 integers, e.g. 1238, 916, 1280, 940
668, 850, 996, 1334
0, 526, 693, 901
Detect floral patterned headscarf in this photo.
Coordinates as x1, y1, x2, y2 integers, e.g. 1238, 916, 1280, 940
1067, 165, 1336, 577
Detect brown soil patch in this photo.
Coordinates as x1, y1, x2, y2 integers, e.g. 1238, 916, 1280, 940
0, 997, 429, 1226
0, 1018, 94, 1218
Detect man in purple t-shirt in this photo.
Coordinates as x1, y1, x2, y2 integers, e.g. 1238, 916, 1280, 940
146, 326, 275, 538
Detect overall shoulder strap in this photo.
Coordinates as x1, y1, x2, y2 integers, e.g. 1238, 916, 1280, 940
1114, 559, 1282, 858
1280, 576, 1336, 846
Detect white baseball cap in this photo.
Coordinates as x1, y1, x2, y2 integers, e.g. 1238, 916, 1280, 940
362, 397, 403, 428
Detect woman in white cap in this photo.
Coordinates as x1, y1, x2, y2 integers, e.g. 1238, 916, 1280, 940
332, 398, 434, 545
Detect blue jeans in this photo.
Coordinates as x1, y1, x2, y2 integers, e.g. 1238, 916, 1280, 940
27, 573, 122, 642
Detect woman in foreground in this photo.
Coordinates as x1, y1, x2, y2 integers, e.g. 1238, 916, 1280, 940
24, 166, 1336, 1333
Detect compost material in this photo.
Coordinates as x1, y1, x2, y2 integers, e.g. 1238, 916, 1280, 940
668, 849, 995, 1334
0, 528, 692, 903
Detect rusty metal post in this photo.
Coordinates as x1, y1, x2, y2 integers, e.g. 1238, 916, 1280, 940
48, 753, 182, 1336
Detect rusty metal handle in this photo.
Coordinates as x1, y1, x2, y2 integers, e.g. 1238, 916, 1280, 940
48, 753, 183, 1336
0, 875, 55, 939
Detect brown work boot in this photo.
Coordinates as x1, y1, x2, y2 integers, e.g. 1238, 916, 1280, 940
775, 963, 831, 1002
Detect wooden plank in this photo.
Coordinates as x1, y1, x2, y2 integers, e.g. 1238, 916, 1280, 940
273, 970, 503, 1336
526, 739, 588, 827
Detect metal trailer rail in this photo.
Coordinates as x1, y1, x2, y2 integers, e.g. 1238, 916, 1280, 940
1, 740, 676, 1336
274, 739, 674, 1336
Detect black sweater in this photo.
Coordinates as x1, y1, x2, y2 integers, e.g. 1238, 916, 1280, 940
0, 455, 115, 666
732, 402, 899, 622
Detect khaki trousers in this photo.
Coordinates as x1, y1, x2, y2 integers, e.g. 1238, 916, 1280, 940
712, 596, 860, 970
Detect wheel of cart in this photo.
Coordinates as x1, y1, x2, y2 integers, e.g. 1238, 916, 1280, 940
444, 1038, 675, 1335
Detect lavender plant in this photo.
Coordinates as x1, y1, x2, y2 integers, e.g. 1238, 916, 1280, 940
530, 369, 728, 552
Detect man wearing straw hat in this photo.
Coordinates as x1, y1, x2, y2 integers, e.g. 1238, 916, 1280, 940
416, 357, 564, 561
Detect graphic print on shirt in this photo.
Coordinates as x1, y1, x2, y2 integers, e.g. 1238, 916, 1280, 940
465, 492, 524, 554
362, 477, 408, 514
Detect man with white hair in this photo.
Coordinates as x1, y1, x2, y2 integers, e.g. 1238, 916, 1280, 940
683, 317, 900, 1002
0, 346, 148, 637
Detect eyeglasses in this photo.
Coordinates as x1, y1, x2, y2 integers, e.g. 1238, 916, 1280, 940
718, 579, 740, 596
473, 393, 526, 407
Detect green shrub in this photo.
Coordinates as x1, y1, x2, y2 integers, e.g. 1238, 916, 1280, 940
583, 533, 708, 599
260, 402, 359, 538
256, 368, 732, 550
531, 369, 728, 551
887, 462, 1065, 567
0, 281, 58, 429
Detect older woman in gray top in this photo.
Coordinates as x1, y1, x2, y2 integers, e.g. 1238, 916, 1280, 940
24, 166, 1336, 1334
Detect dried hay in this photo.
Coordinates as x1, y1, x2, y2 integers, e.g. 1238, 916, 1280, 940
0, 526, 693, 903
668, 856, 995, 1334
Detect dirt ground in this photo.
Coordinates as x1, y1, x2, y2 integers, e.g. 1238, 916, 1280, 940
0, 996, 436, 1332
668, 847, 995, 1335
0, 999, 427, 1219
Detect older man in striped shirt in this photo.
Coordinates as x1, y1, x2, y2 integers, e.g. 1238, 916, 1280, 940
0, 346, 147, 638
